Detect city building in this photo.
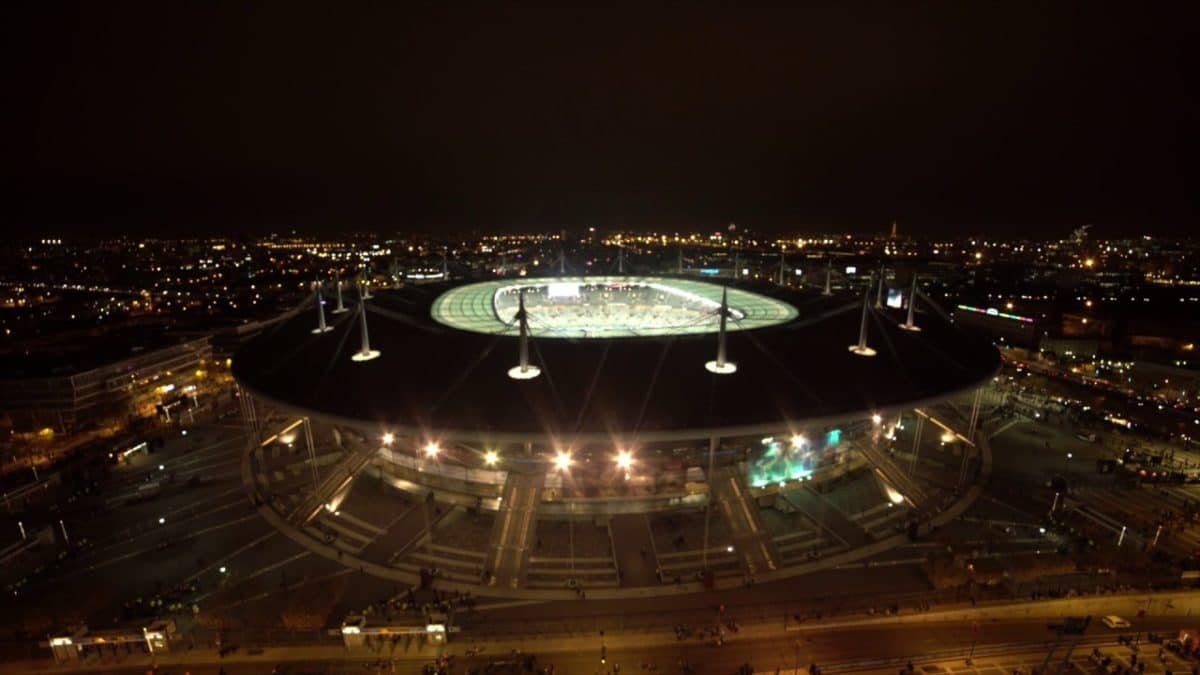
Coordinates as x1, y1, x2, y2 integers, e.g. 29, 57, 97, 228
0, 329, 213, 433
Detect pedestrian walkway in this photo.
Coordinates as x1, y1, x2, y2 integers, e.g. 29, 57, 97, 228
609, 513, 660, 586
779, 486, 871, 549
711, 466, 780, 576
484, 471, 544, 590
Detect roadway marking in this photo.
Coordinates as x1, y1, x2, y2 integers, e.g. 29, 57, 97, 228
82, 492, 250, 556
203, 567, 354, 612
988, 418, 1025, 439
60, 512, 264, 578
185, 530, 279, 582
193, 550, 312, 603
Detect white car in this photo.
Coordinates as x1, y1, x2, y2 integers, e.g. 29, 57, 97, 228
1101, 615, 1131, 629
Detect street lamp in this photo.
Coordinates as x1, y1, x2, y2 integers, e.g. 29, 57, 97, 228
554, 451, 572, 472
790, 434, 806, 449
615, 449, 634, 471
381, 432, 394, 446
871, 413, 883, 426
483, 450, 499, 466
423, 442, 441, 459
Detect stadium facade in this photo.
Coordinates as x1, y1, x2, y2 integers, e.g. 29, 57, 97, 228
233, 274, 1000, 593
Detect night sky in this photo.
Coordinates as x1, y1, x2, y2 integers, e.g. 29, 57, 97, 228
2, 3, 1194, 236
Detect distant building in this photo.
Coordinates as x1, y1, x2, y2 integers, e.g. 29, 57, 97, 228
0, 332, 213, 433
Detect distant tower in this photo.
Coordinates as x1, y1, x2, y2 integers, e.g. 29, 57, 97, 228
823, 258, 833, 296
332, 274, 348, 314
899, 274, 922, 332
677, 246, 684, 275
441, 252, 449, 280
890, 220, 898, 239
350, 283, 381, 362
311, 281, 333, 334
361, 268, 373, 300
559, 248, 566, 275
848, 280, 877, 357
617, 244, 624, 274
778, 254, 786, 286
704, 287, 737, 374
507, 289, 541, 380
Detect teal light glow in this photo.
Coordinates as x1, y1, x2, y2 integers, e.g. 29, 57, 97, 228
748, 428, 841, 488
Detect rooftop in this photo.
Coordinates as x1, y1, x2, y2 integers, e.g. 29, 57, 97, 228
233, 276, 1000, 442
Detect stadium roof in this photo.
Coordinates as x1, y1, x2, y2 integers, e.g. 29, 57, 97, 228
233, 276, 1000, 443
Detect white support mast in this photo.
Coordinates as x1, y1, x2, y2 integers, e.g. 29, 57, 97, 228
874, 265, 885, 309
849, 280, 877, 357
823, 258, 833, 296
332, 274, 348, 314
705, 287, 737, 374
507, 289, 541, 380
899, 274, 922, 332
361, 268, 373, 300
311, 281, 333, 334
351, 282, 381, 362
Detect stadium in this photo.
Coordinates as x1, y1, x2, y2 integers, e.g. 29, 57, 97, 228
232, 273, 1001, 598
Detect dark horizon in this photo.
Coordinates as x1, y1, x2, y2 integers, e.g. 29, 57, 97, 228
2, 3, 1193, 237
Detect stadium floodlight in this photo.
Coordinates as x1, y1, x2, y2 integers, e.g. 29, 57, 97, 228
381, 432, 394, 446
554, 451, 572, 472
424, 442, 441, 458
615, 449, 634, 471
871, 414, 883, 426
483, 450, 499, 466
790, 434, 806, 448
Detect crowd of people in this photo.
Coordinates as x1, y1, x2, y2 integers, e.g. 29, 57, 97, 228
496, 283, 728, 336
